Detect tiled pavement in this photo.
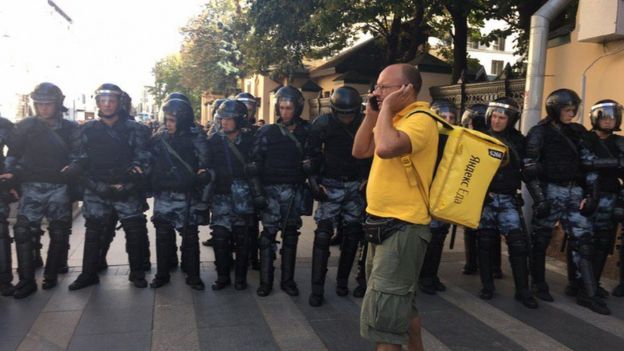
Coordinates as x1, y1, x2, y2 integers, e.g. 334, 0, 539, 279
1, 208, 624, 350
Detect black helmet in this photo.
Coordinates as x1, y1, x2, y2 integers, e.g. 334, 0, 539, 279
121, 91, 132, 113
545, 88, 581, 121
486, 97, 521, 131
461, 104, 487, 132
216, 99, 247, 130
162, 98, 194, 133
236, 92, 258, 122
275, 86, 304, 121
211, 98, 226, 117
95, 83, 123, 118
330, 86, 362, 114
431, 99, 458, 124
590, 99, 623, 132
30, 82, 68, 114
165, 92, 191, 104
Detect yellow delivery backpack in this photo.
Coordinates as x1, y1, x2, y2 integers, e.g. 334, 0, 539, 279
401, 109, 508, 228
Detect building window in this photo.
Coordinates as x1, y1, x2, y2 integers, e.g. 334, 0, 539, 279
491, 60, 504, 75
492, 36, 506, 51
468, 39, 479, 49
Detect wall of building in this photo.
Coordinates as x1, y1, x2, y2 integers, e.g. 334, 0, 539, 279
544, 15, 624, 128
420, 72, 453, 103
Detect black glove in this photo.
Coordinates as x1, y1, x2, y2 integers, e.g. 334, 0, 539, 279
92, 181, 113, 198
533, 200, 551, 219
61, 163, 82, 179
195, 169, 212, 185
308, 176, 328, 202
252, 194, 268, 211
580, 195, 599, 217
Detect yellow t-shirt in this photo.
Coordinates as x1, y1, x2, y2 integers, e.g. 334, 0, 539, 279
366, 101, 438, 224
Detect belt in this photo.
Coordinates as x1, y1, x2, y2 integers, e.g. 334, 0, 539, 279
326, 175, 359, 182
550, 180, 578, 187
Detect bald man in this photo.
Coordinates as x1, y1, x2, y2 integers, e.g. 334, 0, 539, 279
353, 64, 438, 351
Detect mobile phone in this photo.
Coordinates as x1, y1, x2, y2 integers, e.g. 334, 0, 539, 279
368, 96, 379, 111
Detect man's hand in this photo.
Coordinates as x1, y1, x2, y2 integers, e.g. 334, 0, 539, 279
9, 189, 19, 201
381, 84, 416, 115
130, 166, 143, 175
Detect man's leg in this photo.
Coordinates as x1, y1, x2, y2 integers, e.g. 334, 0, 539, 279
42, 220, 71, 289
120, 216, 148, 288
309, 219, 333, 306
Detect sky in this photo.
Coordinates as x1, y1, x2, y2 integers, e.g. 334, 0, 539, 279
0, 0, 206, 118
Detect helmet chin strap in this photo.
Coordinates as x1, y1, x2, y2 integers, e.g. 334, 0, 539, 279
98, 110, 117, 119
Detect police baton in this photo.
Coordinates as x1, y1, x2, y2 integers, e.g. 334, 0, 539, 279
449, 224, 457, 250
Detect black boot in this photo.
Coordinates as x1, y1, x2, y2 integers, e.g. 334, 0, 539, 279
69, 219, 102, 291
182, 226, 204, 290
336, 222, 362, 297
531, 230, 553, 302
233, 225, 249, 290
13, 219, 37, 299
564, 243, 579, 297
330, 220, 343, 246
59, 243, 69, 274
121, 217, 148, 288
33, 228, 44, 269
353, 241, 368, 298
211, 226, 231, 290
98, 217, 116, 272
613, 234, 624, 297
462, 229, 478, 275
419, 225, 447, 295
575, 237, 610, 315
507, 230, 538, 309
477, 230, 496, 300
169, 239, 179, 270
0, 222, 15, 296
42, 221, 71, 290
309, 220, 332, 307
280, 228, 299, 296
257, 230, 276, 297
141, 227, 152, 272
593, 229, 613, 298
249, 219, 260, 271
492, 233, 503, 279
150, 220, 174, 288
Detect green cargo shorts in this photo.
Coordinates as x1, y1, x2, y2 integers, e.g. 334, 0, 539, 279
360, 222, 431, 345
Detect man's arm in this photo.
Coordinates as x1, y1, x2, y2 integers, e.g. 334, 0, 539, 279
352, 100, 378, 159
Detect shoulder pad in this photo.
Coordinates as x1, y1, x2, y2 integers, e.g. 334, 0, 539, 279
614, 135, 624, 153
82, 119, 100, 130
16, 116, 38, 128
0, 117, 13, 129
311, 114, 331, 128
61, 119, 79, 129
569, 122, 588, 133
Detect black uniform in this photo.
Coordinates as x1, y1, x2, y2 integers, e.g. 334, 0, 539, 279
306, 113, 369, 306
0, 117, 15, 296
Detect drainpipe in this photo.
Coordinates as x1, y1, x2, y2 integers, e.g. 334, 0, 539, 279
521, 0, 572, 226
520, 0, 572, 134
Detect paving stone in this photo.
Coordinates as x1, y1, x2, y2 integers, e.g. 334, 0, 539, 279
17, 311, 82, 351
197, 324, 279, 351
151, 328, 199, 351
74, 304, 153, 335
68, 331, 151, 351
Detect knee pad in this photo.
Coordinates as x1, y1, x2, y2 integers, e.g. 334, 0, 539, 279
152, 218, 173, 233
211, 226, 230, 240
574, 234, 594, 258
259, 231, 276, 249
316, 219, 333, 234
314, 230, 331, 250
477, 230, 497, 250
593, 230, 613, 251
13, 223, 31, 245
85, 218, 107, 230
506, 230, 529, 257
531, 229, 552, 251
120, 216, 147, 231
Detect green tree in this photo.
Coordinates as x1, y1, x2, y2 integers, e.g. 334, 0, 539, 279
148, 54, 185, 106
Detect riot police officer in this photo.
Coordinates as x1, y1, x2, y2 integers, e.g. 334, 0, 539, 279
577, 100, 624, 297
236, 92, 259, 128
524, 89, 609, 314
236, 92, 261, 270
418, 99, 457, 294
305, 86, 369, 307
251, 86, 309, 297
207, 100, 259, 290
207, 98, 227, 138
477, 98, 537, 308
0, 115, 15, 296
459, 103, 488, 275
149, 96, 209, 290
1, 82, 79, 298
68, 83, 152, 290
